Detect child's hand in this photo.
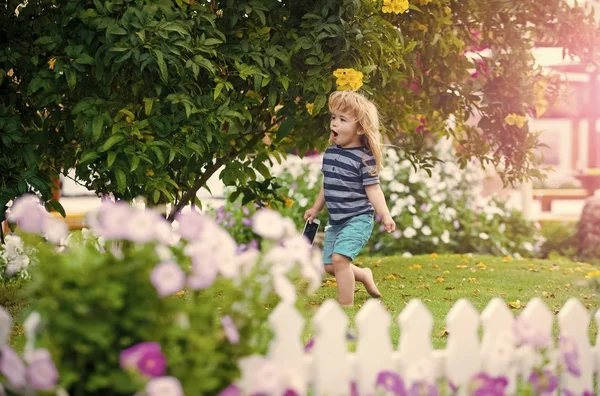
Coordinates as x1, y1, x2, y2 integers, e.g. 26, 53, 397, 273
382, 214, 396, 233
304, 207, 319, 223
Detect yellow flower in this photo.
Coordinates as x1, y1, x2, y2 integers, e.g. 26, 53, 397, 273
533, 80, 547, 98
176, 290, 185, 296
305, 102, 314, 115
284, 196, 294, 208
382, 0, 409, 14
333, 68, 364, 91
146, 169, 155, 177
585, 270, 600, 278
476, 262, 487, 269
48, 57, 56, 70
504, 113, 526, 129
534, 99, 548, 118
409, 21, 428, 32
430, 253, 438, 259
444, 6, 452, 14
502, 256, 512, 262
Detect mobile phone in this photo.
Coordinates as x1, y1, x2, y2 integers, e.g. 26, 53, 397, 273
302, 219, 320, 245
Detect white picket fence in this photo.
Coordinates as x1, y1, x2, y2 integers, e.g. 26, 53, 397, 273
236, 297, 598, 395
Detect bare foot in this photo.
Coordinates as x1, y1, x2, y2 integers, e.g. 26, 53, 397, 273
362, 268, 382, 298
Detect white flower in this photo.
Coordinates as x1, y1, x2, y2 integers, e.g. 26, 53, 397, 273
402, 252, 413, 258
498, 223, 506, 233
406, 195, 416, 206
441, 230, 450, 244
390, 193, 399, 201
150, 262, 186, 297
403, 227, 417, 239
412, 216, 422, 229
273, 275, 297, 303
408, 206, 416, 214
479, 232, 489, 240
252, 209, 287, 240
432, 236, 439, 245
380, 168, 394, 182
522, 242, 534, 251
421, 226, 432, 236
238, 355, 283, 395
0, 307, 12, 347
146, 376, 184, 396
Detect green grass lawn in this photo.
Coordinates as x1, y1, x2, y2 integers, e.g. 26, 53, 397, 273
2, 253, 599, 353
302, 253, 600, 349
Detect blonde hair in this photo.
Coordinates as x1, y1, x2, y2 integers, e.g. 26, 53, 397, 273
328, 91, 383, 175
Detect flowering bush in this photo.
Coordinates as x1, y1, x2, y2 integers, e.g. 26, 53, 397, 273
213, 142, 543, 258
0, 234, 34, 284
4, 194, 323, 395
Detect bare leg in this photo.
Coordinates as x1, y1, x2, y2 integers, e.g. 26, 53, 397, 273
331, 253, 355, 306
325, 263, 381, 298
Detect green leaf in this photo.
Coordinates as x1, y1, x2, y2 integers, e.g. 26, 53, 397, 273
75, 54, 95, 65
143, 98, 154, 116
161, 22, 189, 36
214, 83, 224, 100
276, 117, 296, 140
254, 162, 271, 179
130, 156, 141, 172
204, 38, 223, 46
254, 9, 266, 25
107, 151, 117, 167
153, 189, 160, 204
313, 94, 327, 113
34, 36, 54, 45
80, 151, 99, 163
154, 50, 168, 82
115, 169, 127, 193
47, 200, 66, 217
107, 25, 127, 35
92, 116, 104, 140
99, 135, 125, 152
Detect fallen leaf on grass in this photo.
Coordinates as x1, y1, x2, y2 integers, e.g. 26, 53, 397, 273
476, 262, 487, 269
325, 280, 337, 287
551, 265, 560, 271
509, 300, 522, 309
443, 270, 450, 275
430, 253, 438, 259
503, 256, 512, 262
468, 278, 478, 284
434, 276, 445, 283
456, 265, 468, 269
472, 289, 480, 296
437, 328, 450, 337
445, 286, 455, 290
408, 265, 422, 270
433, 264, 440, 269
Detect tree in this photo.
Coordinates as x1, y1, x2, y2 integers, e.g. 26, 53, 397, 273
1, 0, 598, 223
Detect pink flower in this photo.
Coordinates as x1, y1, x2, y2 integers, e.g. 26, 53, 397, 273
176, 210, 207, 241
146, 376, 184, 396
120, 342, 166, 377
0, 346, 26, 388
221, 316, 240, 344
187, 255, 218, 290
218, 384, 241, 396
151, 262, 186, 297
7, 194, 47, 234
26, 349, 59, 391
93, 201, 133, 239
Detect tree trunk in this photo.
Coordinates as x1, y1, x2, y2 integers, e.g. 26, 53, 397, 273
577, 197, 600, 259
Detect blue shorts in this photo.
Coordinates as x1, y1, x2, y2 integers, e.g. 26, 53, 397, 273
323, 214, 374, 264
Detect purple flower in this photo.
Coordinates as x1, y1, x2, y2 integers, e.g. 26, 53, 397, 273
350, 381, 359, 396
304, 337, 315, 352
560, 335, 581, 376
176, 210, 207, 241
281, 390, 300, 396
375, 371, 407, 395
137, 348, 167, 378
529, 370, 558, 395
469, 373, 508, 396
150, 261, 186, 297
242, 207, 251, 216
26, 349, 59, 391
228, 218, 235, 228
146, 376, 184, 396
379, 225, 386, 232
187, 255, 218, 290
0, 346, 26, 388
393, 230, 402, 239
127, 210, 163, 243
221, 316, 240, 344
120, 342, 166, 377
94, 201, 133, 239
250, 239, 259, 250
419, 203, 430, 212
375, 214, 382, 222
407, 381, 438, 396
237, 244, 248, 254
242, 218, 252, 227
7, 194, 47, 234
218, 384, 241, 396
563, 389, 594, 396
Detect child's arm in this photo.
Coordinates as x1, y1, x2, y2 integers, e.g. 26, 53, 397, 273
365, 184, 396, 232
304, 183, 325, 223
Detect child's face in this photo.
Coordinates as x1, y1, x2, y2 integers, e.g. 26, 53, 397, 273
330, 110, 363, 148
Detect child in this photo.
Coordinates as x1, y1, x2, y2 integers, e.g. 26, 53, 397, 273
304, 91, 396, 306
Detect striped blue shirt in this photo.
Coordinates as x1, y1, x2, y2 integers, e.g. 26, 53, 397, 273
321, 145, 379, 226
